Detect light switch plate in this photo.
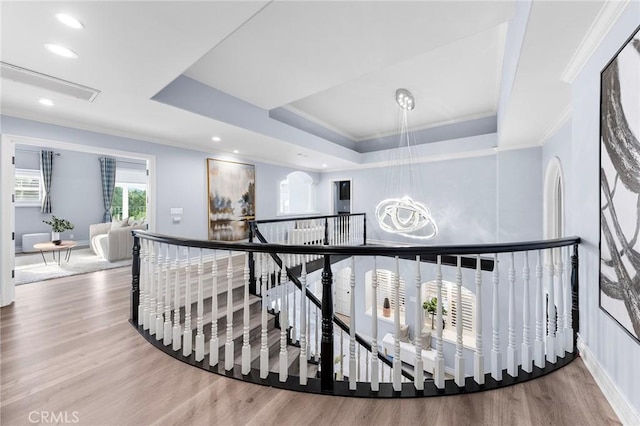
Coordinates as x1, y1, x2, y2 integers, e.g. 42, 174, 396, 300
170, 207, 183, 215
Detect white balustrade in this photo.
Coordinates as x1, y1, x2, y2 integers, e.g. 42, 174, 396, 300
474, 254, 484, 385
546, 256, 557, 364
393, 256, 401, 391
534, 250, 545, 368
172, 247, 181, 352
507, 252, 517, 377
556, 249, 565, 359
414, 255, 424, 390
260, 253, 269, 378
163, 244, 172, 346
564, 247, 573, 353
148, 242, 156, 334
195, 249, 205, 361
279, 257, 288, 382
242, 252, 251, 374
209, 250, 219, 367
183, 248, 193, 357
491, 253, 502, 381
455, 255, 465, 386
434, 255, 445, 389
300, 261, 308, 385
371, 256, 379, 392
155, 246, 164, 340
349, 257, 356, 390
225, 253, 234, 371
138, 240, 146, 328
521, 251, 532, 373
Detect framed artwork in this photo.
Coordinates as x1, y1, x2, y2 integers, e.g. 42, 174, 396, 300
207, 159, 255, 241
599, 25, 640, 343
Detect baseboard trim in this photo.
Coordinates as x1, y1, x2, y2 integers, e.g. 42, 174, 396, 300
577, 336, 640, 425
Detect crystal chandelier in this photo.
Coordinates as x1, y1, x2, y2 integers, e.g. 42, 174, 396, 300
375, 89, 438, 240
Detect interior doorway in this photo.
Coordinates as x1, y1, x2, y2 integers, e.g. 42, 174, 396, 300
332, 179, 352, 215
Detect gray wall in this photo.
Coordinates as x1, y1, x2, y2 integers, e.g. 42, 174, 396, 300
570, 3, 640, 415
2, 116, 318, 243
318, 153, 498, 245
14, 147, 103, 247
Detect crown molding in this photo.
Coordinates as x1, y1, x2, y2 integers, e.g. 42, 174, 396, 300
560, 0, 630, 83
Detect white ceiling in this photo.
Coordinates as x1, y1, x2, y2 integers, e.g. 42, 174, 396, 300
0, 1, 613, 170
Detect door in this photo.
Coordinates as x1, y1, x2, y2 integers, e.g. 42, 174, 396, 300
0, 137, 16, 306
334, 267, 351, 316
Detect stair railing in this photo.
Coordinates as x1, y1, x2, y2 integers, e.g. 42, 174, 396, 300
131, 229, 580, 397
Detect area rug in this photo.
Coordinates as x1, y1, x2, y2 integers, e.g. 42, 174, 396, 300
15, 247, 131, 285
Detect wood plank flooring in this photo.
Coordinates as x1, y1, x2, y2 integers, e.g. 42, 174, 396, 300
0, 268, 620, 426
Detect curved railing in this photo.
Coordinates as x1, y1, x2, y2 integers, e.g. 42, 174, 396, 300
130, 219, 580, 398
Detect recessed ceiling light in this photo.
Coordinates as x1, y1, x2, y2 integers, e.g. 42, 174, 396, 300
211, 136, 221, 142
38, 98, 54, 107
233, 150, 239, 154
56, 13, 84, 30
44, 43, 78, 59
322, 164, 328, 168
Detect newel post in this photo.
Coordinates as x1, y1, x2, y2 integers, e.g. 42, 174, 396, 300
248, 222, 256, 295
363, 214, 367, 245
571, 243, 579, 352
324, 217, 329, 245
320, 254, 334, 392
131, 234, 141, 325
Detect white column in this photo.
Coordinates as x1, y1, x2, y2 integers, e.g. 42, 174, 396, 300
279, 256, 288, 382
260, 253, 269, 378
195, 249, 205, 361
225, 252, 234, 371
564, 246, 574, 353
506, 252, 518, 377
534, 250, 544, 368
183, 248, 193, 357
371, 256, 380, 392
434, 255, 445, 389
349, 257, 357, 390
491, 253, 502, 381
556, 249, 565, 359
155, 246, 164, 341
521, 251, 532, 373
163, 244, 172, 346
242, 252, 251, 374
299, 261, 308, 385
474, 254, 484, 385
455, 255, 465, 387
148, 242, 156, 334
172, 246, 181, 352
546, 255, 557, 364
209, 251, 219, 367
393, 256, 402, 391
414, 255, 424, 391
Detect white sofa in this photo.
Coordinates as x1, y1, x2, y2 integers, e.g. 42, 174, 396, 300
89, 219, 146, 262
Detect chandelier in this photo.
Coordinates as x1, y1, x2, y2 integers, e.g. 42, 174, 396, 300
375, 89, 438, 240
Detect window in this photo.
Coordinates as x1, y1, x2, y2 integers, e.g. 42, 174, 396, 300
112, 183, 147, 220
424, 280, 476, 346
365, 269, 406, 324
278, 171, 316, 215
14, 169, 42, 207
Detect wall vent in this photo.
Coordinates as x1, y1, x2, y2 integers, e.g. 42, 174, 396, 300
1, 62, 101, 102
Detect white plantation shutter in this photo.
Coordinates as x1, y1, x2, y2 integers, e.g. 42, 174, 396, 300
15, 169, 42, 205
424, 280, 475, 340
377, 270, 406, 312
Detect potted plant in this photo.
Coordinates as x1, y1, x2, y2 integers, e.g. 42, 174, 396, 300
43, 216, 74, 245
423, 297, 447, 329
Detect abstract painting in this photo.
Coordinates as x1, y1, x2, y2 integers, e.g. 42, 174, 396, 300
600, 25, 640, 343
207, 159, 255, 241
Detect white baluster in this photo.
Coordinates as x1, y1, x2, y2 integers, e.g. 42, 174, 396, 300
314, 305, 319, 363
140, 240, 148, 329
242, 252, 251, 374
349, 256, 356, 390
371, 256, 379, 392
225, 252, 234, 371
183, 248, 193, 357
339, 328, 344, 380
195, 249, 205, 361
393, 256, 401, 391
474, 254, 484, 385
138, 240, 146, 327
434, 255, 445, 389
163, 245, 172, 346
279, 257, 288, 382
357, 344, 361, 382
172, 246, 181, 351
521, 251, 532, 373
365, 350, 370, 382
546, 255, 557, 364
292, 276, 298, 344
260, 253, 269, 378
455, 255, 465, 386
155, 246, 164, 341
414, 255, 424, 391
556, 249, 565, 358
209, 251, 219, 367
300, 261, 308, 385
491, 253, 502, 381
564, 246, 573, 353
507, 252, 518, 377
148, 242, 156, 334
534, 250, 544, 368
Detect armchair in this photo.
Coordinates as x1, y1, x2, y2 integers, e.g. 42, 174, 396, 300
89, 219, 146, 262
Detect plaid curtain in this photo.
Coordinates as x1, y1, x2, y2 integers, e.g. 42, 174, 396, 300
40, 150, 54, 213
99, 157, 117, 222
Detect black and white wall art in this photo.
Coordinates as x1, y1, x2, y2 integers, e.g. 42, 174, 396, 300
600, 25, 640, 343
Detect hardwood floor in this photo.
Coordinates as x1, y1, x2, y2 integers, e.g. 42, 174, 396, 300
1, 268, 620, 426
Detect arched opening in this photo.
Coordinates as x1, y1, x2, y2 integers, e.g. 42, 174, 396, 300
278, 171, 317, 215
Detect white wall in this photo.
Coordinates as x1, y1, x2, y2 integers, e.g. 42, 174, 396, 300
571, 3, 640, 418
